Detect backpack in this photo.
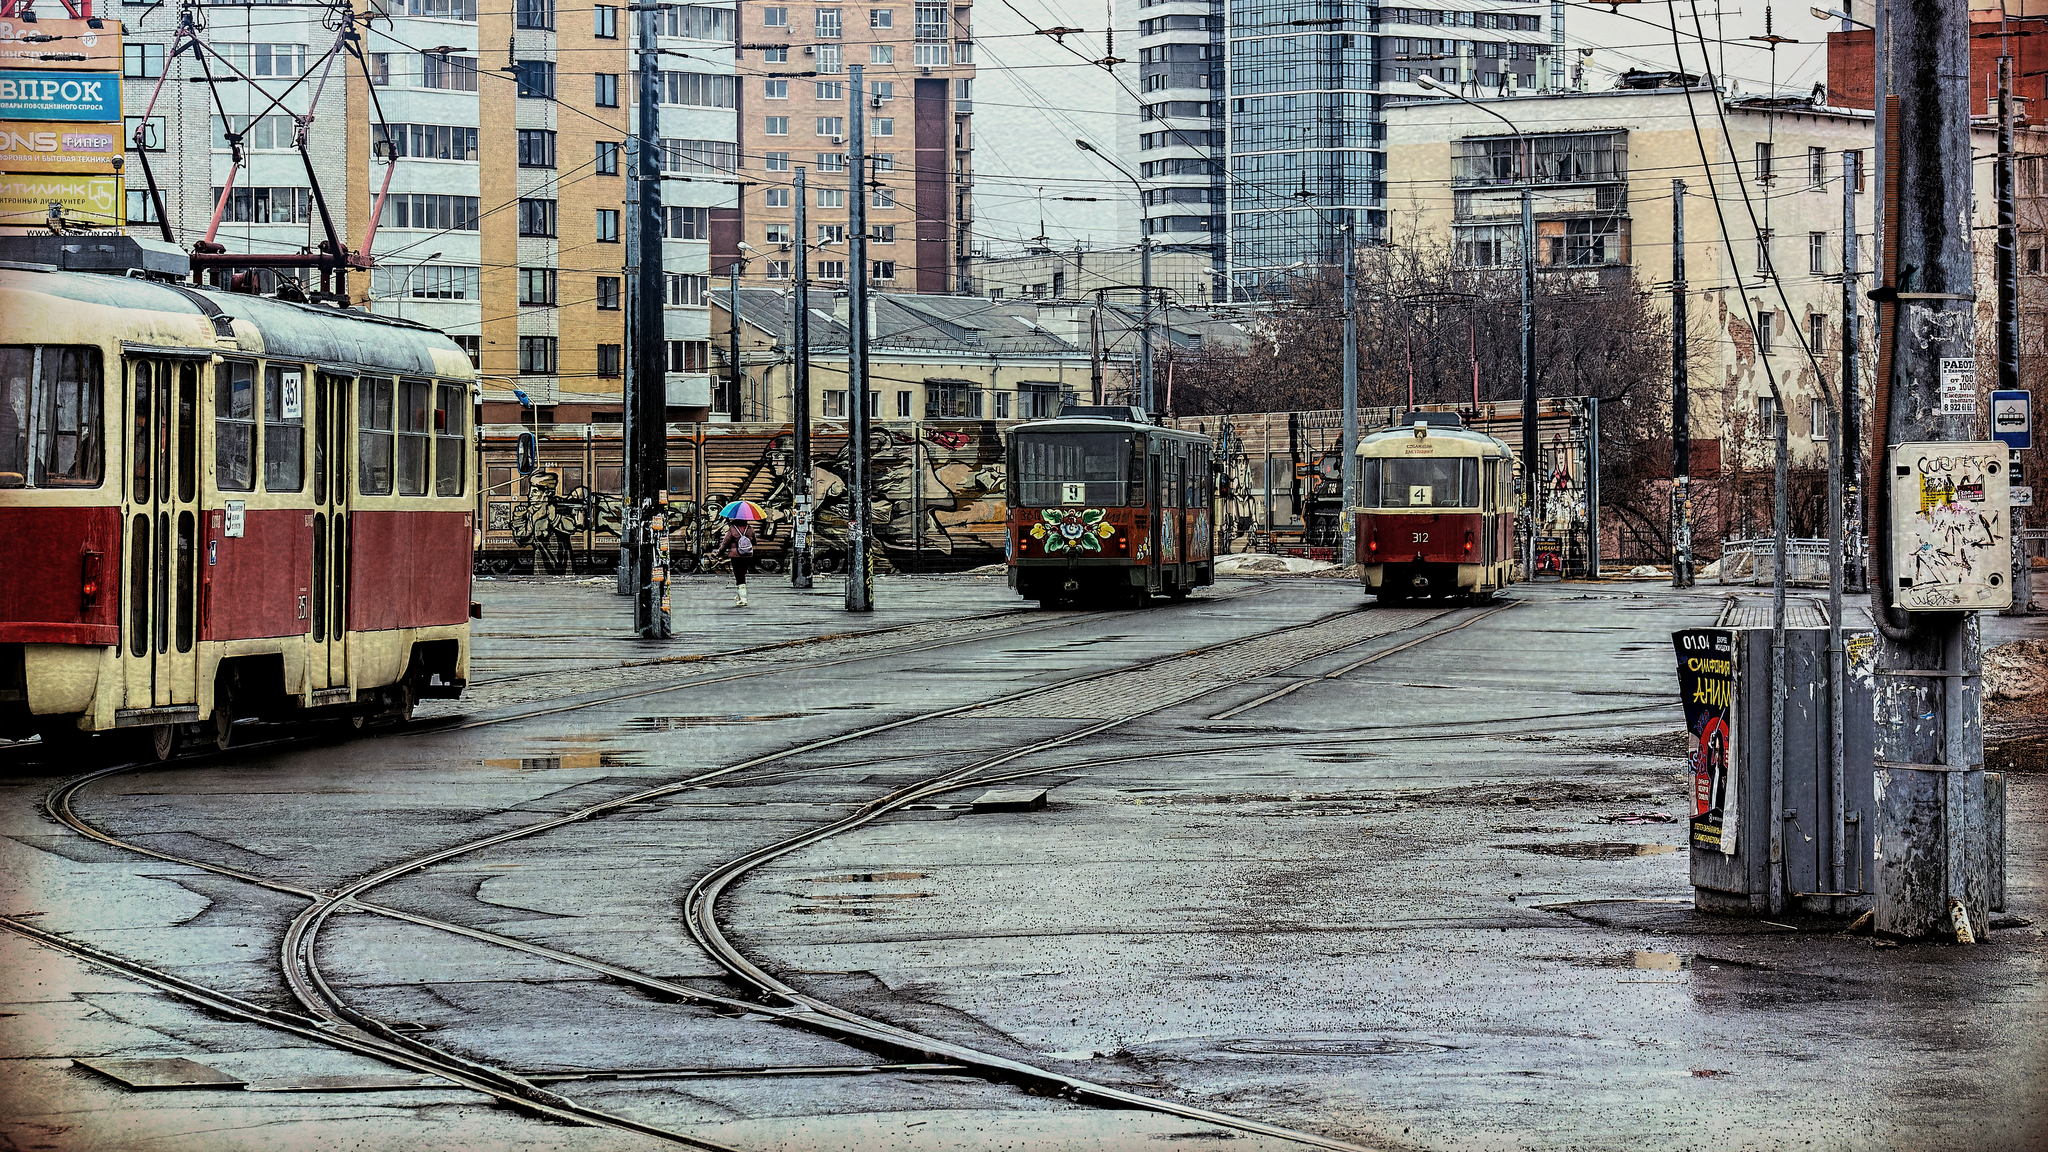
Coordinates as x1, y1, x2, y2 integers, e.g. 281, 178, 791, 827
734, 532, 754, 555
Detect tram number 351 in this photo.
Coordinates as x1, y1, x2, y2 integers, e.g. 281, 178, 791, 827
1412, 532, 1429, 543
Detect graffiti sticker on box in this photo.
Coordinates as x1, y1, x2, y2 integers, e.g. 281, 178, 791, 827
1888, 441, 2011, 611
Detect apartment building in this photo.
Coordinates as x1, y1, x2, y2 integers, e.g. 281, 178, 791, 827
731, 0, 976, 295
1114, 0, 1558, 299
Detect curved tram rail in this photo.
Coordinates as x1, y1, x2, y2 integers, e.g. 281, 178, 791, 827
9, 593, 1676, 1150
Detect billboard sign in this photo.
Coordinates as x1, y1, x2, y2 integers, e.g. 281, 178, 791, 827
0, 70, 120, 121
0, 170, 121, 230
1991, 390, 2031, 451
0, 19, 122, 72
1675, 628, 1739, 855
0, 120, 117, 172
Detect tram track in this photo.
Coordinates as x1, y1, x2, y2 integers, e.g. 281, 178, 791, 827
11, 592, 1587, 1151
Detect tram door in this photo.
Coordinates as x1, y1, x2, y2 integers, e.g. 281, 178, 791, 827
121, 358, 202, 710
1147, 443, 1163, 593
1480, 459, 1498, 568
310, 373, 351, 691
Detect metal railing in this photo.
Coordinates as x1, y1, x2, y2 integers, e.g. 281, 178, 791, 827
1716, 537, 1834, 587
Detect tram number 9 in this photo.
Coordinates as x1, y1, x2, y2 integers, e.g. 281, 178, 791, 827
1412, 532, 1429, 543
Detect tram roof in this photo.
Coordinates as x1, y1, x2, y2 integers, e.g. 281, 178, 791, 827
0, 266, 473, 381
1007, 415, 1209, 440
1358, 417, 1514, 456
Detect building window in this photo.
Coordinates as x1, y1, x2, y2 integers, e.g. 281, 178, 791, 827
872, 188, 895, 208
518, 198, 558, 237
764, 224, 792, 243
596, 73, 619, 106
816, 44, 842, 72
872, 224, 895, 243
1756, 312, 1775, 355
816, 7, 841, 36
519, 268, 557, 305
763, 46, 789, 62
817, 152, 846, 172
764, 5, 787, 23
1850, 150, 1866, 192
766, 260, 791, 279
817, 224, 846, 244
822, 389, 847, 417
872, 260, 895, 280
817, 116, 845, 137
595, 209, 620, 242
765, 78, 789, 98
914, 1, 947, 39
1755, 141, 1773, 183
379, 194, 481, 230
595, 3, 618, 36
817, 188, 844, 208
663, 206, 710, 239
914, 41, 949, 66
519, 336, 557, 374
516, 0, 554, 28
766, 116, 790, 135
123, 42, 165, 77
454, 336, 481, 367
1808, 145, 1825, 188
1808, 313, 1825, 356
816, 81, 844, 100
125, 115, 166, 151
518, 129, 556, 168
598, 345, 623, 377
2028, 246, 2044, 275
994, 391, 1011, 419
1809, 231, 1826, 273
126, 189, 160, 224
765, 151, 790, 171
871, 7, 892, 26
766, 187, 791, 206
595, 140, 620, 174
816, 260, 846, 279
516, 60, 556, 98
1757, 229, 1773, 277
926, 382, 981, 418
660, 71, 737, 108
871, 44, 894, 63
874, 117, 894, 136
897, 390, 913, 417
370, 122, 480, 161
421, 53, 479, 91
668, 340, 710, 371
659, 137, 740, 172
665, 274, 710, 305
597, 276, 622, 309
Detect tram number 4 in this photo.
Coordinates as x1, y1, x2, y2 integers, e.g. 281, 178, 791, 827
1412, 532, 1429, 543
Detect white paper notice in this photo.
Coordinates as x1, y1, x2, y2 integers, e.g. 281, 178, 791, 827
1939, 357, 1976, 416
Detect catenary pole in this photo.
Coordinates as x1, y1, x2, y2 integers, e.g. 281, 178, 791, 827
1872, 0, 1989, 940
628, 0, 669, 639
1996, 55, 2027, 615
1843, 150, 1864, 593
1671, 178, 1691, 588
790, 167, 813, 588
1521, 185, 1537, 583
1340, 223, 1358, 568
1139, 234, 1155, 414
845, 64, 873, 612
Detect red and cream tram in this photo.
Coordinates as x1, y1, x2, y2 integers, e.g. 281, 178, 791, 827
1356, 411, 1516, 603
1, 247, 475, 758
1005, 406, 1215, 607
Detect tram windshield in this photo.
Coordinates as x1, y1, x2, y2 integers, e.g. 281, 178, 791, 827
1361, 456, 1480, 508
1013, 431, 1139, 507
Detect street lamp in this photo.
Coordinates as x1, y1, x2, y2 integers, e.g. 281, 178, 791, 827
391, 250, 442, 320
1075, 138, 1154, 417
1809, 6, 1872, 30
1415, 72, 1539, 584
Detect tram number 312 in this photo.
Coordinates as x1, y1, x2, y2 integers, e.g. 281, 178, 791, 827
1413, 532, 1429, 543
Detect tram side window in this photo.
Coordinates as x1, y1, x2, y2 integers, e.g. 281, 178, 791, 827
1359, 459, 1379, 507
434, 382, 466, 496
215, 362, 257, 492
263, 365, 304, 491
0, 345, 104, 488
359, 377, 395, 495
396, 379, 432, 496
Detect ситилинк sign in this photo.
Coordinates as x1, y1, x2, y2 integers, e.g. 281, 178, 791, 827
0, 170, 121, 229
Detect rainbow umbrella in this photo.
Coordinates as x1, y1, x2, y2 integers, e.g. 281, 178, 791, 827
719, 499, 767, 521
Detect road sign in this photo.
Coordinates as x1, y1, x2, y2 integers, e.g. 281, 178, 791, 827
1991, 390, 2031, 450
2014, 487, 2034, 508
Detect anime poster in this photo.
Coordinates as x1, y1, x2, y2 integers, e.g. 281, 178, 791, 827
1673, 628, 1738, 854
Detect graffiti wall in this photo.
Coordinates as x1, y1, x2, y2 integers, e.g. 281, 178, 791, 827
477, 421, 1011, 574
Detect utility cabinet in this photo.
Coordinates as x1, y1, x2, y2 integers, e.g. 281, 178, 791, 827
1689, 626, 1877, 918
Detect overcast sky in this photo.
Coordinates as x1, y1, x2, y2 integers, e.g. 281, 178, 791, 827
971, 1, 1839, 257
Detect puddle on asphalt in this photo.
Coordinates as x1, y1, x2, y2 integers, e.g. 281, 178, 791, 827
1630, 951, 1683, 970
482, 753, 644, 769
799, 892, 934, 902
628, 713, 807, 730
1509, 841, 1682, 858
1218, 1038, 1454, 1057
803, 872, 930, 882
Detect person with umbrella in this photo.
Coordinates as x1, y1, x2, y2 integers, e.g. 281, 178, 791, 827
719, 500, 765, 607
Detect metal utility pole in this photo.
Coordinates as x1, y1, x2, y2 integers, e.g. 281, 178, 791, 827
1996, 55, 2027, 616
1872, 0, 1991, 940
1843, 150, 1865, 593
1520, 185, 1537, 582
726, 257, 744, 418
1340, 224, 1358, 568
1089, 292, 1104, 405
790, 167, 813, 589
845, 64, 874, 613
1671, 179, 1692, 588
627, 1, 669, 639
1139, 234, 1155, 415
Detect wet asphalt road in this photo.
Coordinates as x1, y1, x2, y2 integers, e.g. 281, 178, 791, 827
1, 574, 2042, 1152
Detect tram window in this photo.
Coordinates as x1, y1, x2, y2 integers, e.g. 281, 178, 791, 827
1359, 459, 1379, 507
596, 465, 623, 492
666, 464, 693, 496
359, 377, 395, 495
132, 361, 153, 499
176, 510, 195, 652
263, 365, 305, 491
1375, 457, 1479, 508
128, 513, 149, 657
396, 379, 432, 496
215, 362, 256, 492
176, 364, 197, 502
434, 382, 466, 496
0, 345, 103, 488
1012, 432, 1136, 507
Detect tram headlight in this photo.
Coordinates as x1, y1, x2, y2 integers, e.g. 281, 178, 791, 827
1464, 531, 1474, 555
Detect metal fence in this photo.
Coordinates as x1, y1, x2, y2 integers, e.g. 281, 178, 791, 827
1715, 537, 1834, 587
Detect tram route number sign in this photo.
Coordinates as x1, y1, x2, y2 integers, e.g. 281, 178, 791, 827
279, 370, 302, 420
1061, 482, 1085, 505
1674, 628, 1739, 856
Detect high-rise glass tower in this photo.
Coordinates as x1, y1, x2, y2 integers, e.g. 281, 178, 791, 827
1120, 0, 1560, 299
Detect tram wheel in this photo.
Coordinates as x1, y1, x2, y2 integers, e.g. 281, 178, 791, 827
144, 724, 178, 762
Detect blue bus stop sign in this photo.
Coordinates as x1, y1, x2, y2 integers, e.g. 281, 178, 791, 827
1992, 390, 2031, 450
